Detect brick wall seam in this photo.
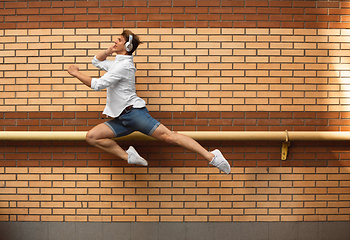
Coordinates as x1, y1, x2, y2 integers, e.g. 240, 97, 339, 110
1, 0, 350, 224
1, 166, 350, 222
2, 28, 350, 112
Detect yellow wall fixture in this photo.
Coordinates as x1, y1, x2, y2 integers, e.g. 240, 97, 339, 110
281, 130, 290, 161
1, 131, 349, 161
1, 131, 350, 142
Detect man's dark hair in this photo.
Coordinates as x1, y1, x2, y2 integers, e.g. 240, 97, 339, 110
121, 30, 142, 55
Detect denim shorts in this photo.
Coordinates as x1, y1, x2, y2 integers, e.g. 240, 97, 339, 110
104, 107, 160, 137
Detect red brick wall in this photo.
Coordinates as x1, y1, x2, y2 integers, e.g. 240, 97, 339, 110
0, 0, 349, 29
2, 111, 350, 168
1, 0, 350, 223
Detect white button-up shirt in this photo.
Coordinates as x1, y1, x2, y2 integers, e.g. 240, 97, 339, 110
91, 54, 146, 118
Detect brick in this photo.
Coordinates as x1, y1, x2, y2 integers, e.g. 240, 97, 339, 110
2, 0, 350, 222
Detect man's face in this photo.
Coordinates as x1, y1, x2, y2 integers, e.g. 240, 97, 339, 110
114, 35, 126, 53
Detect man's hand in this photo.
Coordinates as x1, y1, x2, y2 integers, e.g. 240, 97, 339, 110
68, 65, 79, 77
105, 44, 118, 56
67, 65, 92, 87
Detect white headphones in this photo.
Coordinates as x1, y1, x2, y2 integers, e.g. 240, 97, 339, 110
125, 35, 133, 52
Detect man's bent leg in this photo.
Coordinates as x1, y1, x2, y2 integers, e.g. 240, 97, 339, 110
86, 123, 148, 166
86, 123, 129, 161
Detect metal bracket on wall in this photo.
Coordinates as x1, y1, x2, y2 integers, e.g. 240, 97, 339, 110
281, 130, 290, 161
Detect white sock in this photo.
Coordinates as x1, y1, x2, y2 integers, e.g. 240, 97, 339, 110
126, 146, 148, 166
210, 149, 231, 174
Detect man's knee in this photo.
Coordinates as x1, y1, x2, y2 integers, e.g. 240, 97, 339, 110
86, 130, 97, 146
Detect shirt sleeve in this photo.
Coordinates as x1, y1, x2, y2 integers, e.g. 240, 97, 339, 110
91, 56, 113, 72
91, 71, 122, 91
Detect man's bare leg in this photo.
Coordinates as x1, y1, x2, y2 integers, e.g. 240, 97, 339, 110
86, 123, 148, 166
86, 123, 128, 160
151, 124, 231, 174
151, 124, 214, 161
86, 123, 230, 173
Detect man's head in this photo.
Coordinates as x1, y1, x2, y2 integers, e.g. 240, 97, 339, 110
121, 30, 141, 55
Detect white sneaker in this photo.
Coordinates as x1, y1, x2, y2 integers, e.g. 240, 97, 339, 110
126, 146, 148, 166
210, 149, 231, 174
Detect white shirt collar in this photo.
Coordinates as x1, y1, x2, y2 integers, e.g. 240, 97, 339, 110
115, 54, 133, 61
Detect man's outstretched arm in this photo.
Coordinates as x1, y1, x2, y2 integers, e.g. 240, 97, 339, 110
67, 65, 92, 88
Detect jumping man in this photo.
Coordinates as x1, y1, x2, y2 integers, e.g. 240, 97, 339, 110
67, 30, 231, 174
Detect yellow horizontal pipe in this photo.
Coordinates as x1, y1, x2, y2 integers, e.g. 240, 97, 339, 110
0, 131, 350, 141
